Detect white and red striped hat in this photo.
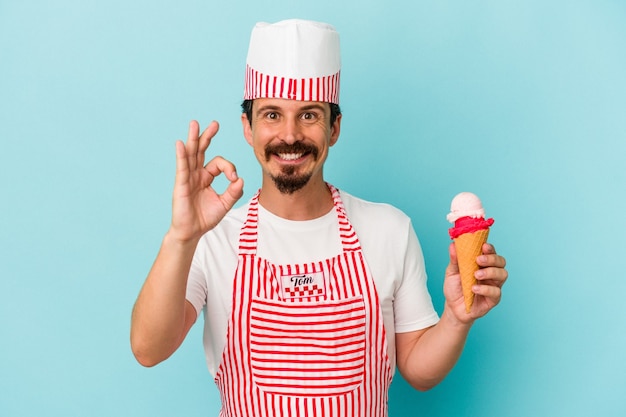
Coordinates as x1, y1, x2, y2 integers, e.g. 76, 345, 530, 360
244, 19, 341, 104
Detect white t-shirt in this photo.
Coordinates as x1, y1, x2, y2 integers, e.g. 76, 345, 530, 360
186, 189, 440, 377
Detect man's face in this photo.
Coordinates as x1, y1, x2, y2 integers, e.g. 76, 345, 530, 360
242, 98, 341, 194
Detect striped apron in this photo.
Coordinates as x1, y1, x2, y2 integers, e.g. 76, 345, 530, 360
215, 185, 392, 416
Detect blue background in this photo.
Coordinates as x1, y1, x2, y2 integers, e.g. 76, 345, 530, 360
1, 1, 625, 416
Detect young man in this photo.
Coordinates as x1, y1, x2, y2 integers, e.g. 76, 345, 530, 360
131, 19, 508, 416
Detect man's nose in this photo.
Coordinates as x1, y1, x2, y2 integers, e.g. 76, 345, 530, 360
279, 118, 303, 143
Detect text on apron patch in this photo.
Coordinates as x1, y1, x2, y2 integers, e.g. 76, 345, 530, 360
280, 271, 326, 299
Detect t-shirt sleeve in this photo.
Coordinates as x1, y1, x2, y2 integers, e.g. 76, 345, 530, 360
393, 222, 440, 333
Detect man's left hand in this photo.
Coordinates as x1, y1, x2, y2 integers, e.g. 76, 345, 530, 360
443, 242, 508, 323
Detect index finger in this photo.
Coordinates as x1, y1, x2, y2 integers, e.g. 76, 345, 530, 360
204, 156, 239, 182
481, 242, 497, 255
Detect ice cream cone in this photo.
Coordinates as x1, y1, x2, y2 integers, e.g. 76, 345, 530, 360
454, 228, 490, 313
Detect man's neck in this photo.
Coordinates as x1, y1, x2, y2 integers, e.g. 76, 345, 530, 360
258, 178, 334, 221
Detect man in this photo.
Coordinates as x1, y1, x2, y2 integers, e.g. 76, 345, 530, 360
131, 19, 508, 416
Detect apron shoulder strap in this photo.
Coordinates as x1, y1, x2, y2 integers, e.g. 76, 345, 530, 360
237, 191, 261, 255
329, 184, 362, 252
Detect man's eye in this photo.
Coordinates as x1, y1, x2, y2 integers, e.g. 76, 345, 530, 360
302, 112, 317, 120
266, 112, 278, 120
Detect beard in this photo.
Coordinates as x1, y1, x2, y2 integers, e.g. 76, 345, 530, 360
264, 142, 319, 195
271, 169, 313, 194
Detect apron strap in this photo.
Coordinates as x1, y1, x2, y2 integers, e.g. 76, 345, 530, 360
237, 191, 261, 255
329, 184, 362, 252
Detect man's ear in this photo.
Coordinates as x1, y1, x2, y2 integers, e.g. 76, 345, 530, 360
241, 113, 253, 146
329, 114, 342, 147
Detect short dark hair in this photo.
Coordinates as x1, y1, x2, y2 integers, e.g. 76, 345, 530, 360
241, 99, 341, 126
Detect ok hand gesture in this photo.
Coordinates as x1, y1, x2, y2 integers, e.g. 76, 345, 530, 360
169, 120, 244, 243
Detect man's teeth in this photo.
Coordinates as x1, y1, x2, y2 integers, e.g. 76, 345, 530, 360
278, 153, 303, 161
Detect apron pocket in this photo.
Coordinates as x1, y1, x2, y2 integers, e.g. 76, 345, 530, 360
249, 295, 366, 397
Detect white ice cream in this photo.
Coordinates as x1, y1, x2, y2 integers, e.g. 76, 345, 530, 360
446, 192, 486, 223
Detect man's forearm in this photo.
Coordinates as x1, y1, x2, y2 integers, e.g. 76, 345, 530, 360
398, 308, 473, 391
130, 232, 199, 366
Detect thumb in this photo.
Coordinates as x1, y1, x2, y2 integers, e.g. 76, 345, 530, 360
446, 242, 460, 275
220, 177, 244, 211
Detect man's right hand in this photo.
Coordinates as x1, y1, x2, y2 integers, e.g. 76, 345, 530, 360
170, 120, 244, 243
130, 120, 244, 367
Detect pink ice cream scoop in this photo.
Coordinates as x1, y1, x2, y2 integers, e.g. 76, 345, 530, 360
447, 192, 494, 239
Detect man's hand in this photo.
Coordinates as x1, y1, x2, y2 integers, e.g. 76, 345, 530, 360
443, 242, 508, 324
131, 120, 244, 366
395, 243, 507, 390
170, 120, 244, 243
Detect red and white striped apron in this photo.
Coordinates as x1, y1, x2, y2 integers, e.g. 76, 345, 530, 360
215, 185, 392, 417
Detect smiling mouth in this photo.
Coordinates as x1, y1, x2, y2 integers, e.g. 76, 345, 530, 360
277, 152, 306, 161
265, 143, 318, 162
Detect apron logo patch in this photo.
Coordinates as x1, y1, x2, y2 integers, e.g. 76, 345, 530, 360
280, 271, 326, 299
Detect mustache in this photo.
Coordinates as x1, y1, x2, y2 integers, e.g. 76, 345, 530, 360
264, 142, 319, 160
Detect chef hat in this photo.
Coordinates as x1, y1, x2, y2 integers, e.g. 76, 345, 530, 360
244, 19, 341, 104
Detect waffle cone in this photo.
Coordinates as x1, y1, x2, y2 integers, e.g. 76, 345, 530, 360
454, 228, 490, 313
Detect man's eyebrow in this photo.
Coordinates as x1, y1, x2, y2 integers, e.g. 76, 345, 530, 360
255, 104, 281, 113
255, 103, 327, 114
299, 104, 327, 112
